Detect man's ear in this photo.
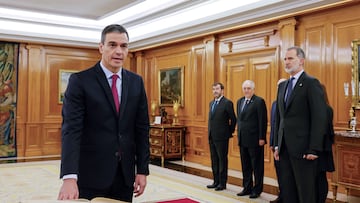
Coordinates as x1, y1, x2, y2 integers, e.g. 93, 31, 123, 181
299, 58, 305, 66
99, 43, 104, 54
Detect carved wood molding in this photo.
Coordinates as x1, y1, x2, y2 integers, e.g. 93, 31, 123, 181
221, 29, 276, 53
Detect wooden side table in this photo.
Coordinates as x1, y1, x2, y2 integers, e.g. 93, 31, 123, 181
149, 124, 186, 167
332, 131, 360, 202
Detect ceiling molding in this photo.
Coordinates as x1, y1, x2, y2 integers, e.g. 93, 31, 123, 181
0, 0, 353, 50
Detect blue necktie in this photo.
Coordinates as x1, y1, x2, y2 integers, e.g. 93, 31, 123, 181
241, 99, 249, 112
285, 77, 295, 105
211, 100, 218, 113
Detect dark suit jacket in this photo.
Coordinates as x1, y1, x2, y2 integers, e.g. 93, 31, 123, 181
269, 101, 277, 147
274, 72, 327, 158
236, 95, 267, 147
60, 62, 150, 189
208, 97, 236, 141
318, 105, 335, 172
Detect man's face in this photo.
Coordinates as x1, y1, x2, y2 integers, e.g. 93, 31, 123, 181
99, 32, 129, 72
284, 49, 303, 75
242, 82, 254, 98
212, 84, 223, 99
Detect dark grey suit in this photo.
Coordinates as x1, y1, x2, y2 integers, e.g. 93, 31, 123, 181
208, 96, 236, 186
236, 95, 267, 195
274, 72, 327, 203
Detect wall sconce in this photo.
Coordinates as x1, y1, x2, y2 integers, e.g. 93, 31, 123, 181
344, 82, 356, 130
344, 82, 349, 97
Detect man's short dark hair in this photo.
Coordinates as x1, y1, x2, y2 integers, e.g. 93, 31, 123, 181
287, 46, 305, 59
212, 82, 224, 90
101, 24, 129, 44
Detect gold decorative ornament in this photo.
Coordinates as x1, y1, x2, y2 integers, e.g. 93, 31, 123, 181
172, 99, 180, 125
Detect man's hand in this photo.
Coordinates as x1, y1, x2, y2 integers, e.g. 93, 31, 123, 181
58, 178, 79, 200
133, 174, 147, 197
274, 149, 280, 161
303, 154, 318, 160
259, 139, 265, 146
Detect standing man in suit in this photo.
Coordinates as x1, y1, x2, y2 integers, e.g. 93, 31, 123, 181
274, 46, 328, 203
317, 84, 335, 203
207, 82, 236, 191
58, 24, 150, 202
269, 78, 286, 203
236, 80, 267, 199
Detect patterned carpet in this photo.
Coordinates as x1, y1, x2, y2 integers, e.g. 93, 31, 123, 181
0, 160, 271, 203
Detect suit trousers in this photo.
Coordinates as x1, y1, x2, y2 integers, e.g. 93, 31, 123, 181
274, 157, 282, 197
279, 144, 318, 203
209, 136, 229, 186
240, 145, 264, 194
317, 171, 328, 203
79, 161, 133, 202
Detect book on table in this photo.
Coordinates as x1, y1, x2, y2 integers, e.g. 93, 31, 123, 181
21, 197, 127, 203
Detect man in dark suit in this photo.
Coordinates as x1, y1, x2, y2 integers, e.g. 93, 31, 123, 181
274, 46, 328, 203
317, 84, 335, 203
207, 82, 236, 191
58, 24, 150, 202
269, 78, 286, 203
236, 80, 267, 199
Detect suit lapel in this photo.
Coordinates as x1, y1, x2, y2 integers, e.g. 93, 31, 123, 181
286, 72, 305, 108
278, 82, 286, 113
119, 69, 129, 119
94, 64, 118, 114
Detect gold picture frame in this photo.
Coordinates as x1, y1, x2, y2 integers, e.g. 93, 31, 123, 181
158, 66, 184, 106
59, 69, 78, 104
351, 39, 360, 109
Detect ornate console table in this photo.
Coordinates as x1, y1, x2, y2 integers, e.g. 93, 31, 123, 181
332, 131, 360, 202
149, 125, 186, 167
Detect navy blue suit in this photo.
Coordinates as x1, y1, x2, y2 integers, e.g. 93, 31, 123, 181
208, 97, 236, 186
270, 101, 282, 199
60, 62, 150, 200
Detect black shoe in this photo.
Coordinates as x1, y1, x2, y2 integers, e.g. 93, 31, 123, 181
249, 192, 260, 199
215, 185, 226, 191
236, 190, 251, 196
206, 183, 218, 189
270, 196, 281, 203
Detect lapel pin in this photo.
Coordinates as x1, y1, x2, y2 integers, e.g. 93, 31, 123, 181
299, 83, 303, 87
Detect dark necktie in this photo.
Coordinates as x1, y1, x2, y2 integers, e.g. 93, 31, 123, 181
285, 77, 295, 104
241, 99, 249, 112
111, 74, 120, 112
211, 100, 218, 113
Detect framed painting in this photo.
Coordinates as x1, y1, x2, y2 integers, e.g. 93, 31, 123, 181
158, 66, 184, 106
59, 69, 78, 104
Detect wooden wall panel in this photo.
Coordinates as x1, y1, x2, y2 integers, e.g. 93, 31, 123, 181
17, 44, 100, 157
222, 47, 278, 177
223, 56, 247, 170
42, 124, 62, 155
303, 26, 325, 80
44, 50, 99, 120
192, 45, 206, 122
297, 3, 360, 130
24, 124, 42, 156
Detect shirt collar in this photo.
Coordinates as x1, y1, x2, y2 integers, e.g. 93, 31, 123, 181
215, 96, 223, 102
100, 61, 122, 80
291, 70, 304, 81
